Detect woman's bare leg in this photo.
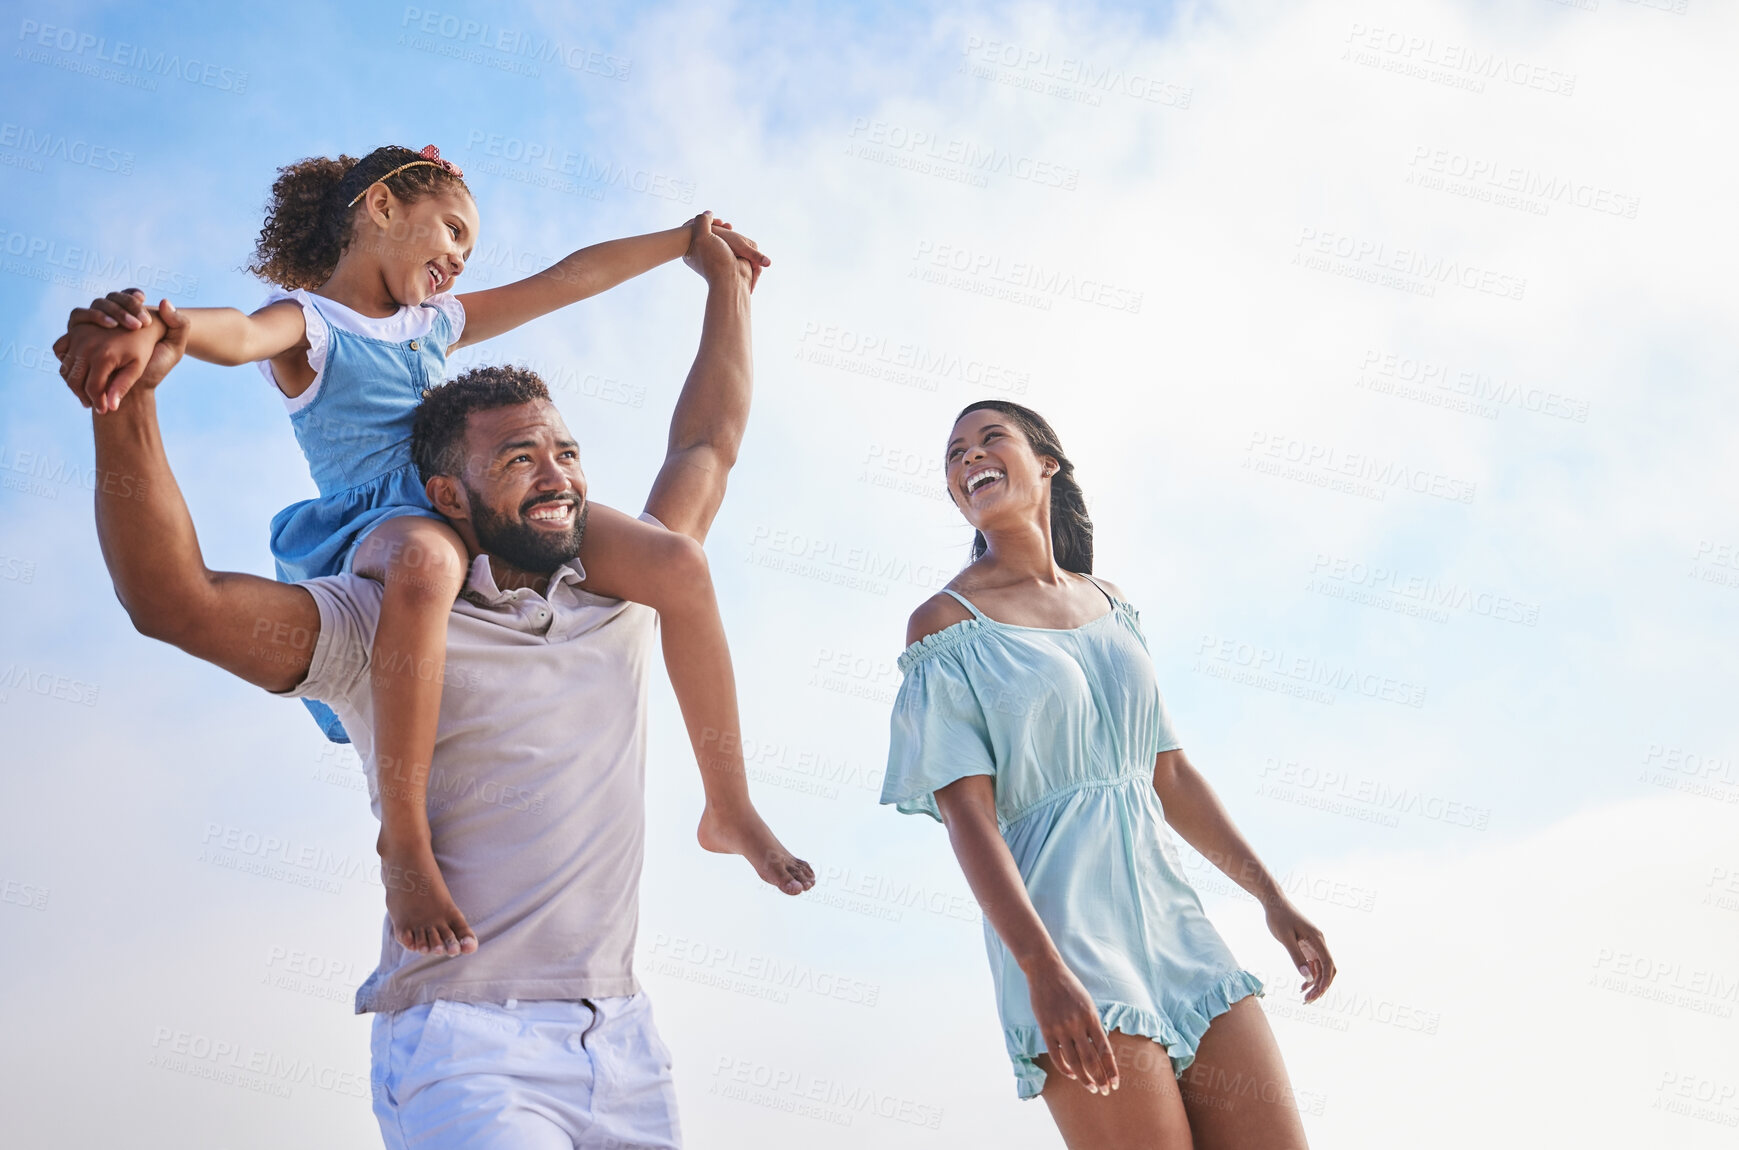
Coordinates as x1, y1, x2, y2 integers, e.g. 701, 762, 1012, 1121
352, 515, 475, 957
1035, 1029, 1196, 1150
1178, 997, 1310, 1150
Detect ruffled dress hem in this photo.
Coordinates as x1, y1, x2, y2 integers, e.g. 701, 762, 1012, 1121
1006, 970, 1266, 1100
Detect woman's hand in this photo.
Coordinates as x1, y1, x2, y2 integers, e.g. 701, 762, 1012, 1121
1265, 898, 1337, 1003
1026, 953, 1120, 1094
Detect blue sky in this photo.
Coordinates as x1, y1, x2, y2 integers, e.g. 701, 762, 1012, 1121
3, 1, 1737, 1146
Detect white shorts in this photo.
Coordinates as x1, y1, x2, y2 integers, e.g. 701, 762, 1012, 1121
370, 995, 682, 1149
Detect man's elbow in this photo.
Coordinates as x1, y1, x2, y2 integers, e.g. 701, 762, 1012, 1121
114, 585, 201, 648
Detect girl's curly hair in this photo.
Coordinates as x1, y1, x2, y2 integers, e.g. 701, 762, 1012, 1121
248, 145, 472, 290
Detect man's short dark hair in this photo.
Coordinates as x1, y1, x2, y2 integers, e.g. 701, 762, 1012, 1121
411, 365, 552, 484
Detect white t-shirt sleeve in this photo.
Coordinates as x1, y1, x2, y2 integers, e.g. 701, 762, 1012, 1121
426, 292, 466, 347
273, 575, 382, 705
253, 288, 330, 403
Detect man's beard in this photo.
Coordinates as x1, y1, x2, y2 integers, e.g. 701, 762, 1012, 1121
465, 484, 589, 575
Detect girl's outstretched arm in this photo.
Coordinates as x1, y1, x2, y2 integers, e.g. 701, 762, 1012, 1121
59, 290, 310, 412
451, 213, 767, 349
575, 501, 813, 896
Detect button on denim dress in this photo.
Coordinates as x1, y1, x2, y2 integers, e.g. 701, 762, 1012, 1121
882, 588, 1264, 1099
268, 292, 456, 741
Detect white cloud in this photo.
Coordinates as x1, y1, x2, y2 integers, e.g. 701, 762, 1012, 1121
2, 0, 1735, 1145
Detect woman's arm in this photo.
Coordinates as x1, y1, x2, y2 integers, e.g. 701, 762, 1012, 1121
1152, 748, 1282, 903
452, 214, 768, 350
59, 291, 308, 411
1153, 748, 1338, 1001
934, 775, 1121, 1094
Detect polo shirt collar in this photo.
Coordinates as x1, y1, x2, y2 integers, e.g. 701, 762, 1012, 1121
460, 552, 589, 607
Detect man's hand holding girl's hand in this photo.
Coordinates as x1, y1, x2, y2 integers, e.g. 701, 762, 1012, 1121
54, 288, 189, 410
687, 211, 768, 291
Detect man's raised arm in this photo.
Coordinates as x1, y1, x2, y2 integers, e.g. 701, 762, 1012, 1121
642, 212, 757, 545
74, 301, 322, 692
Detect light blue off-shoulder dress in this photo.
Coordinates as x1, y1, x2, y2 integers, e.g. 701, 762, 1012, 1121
882, 583, 1264, 1100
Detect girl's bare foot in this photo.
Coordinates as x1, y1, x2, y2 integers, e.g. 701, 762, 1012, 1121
379, 835, 478, 956
697, 803, 815, 895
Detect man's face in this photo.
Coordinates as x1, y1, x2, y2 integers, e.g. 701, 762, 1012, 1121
450, 400, 589, 575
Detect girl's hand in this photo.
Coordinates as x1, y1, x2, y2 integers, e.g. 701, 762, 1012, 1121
1265, 898, 1337, 1003
1026, 954, 1120, 1094
708, 217, 769, 290
685, 212, 765, 291
53, 293, 184, 411
70, 287, 153, 331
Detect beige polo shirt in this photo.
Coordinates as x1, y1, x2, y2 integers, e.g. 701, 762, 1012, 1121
281, 532, 659, 1013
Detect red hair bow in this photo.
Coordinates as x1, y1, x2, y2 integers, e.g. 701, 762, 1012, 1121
419, 144, 463, 179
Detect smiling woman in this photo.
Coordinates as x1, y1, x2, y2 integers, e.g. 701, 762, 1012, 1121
881, 399, 1332, 1150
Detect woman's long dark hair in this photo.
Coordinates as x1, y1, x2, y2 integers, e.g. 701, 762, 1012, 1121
956, 400, 1094, 574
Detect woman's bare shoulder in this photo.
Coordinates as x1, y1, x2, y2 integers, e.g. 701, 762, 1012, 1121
906, 590, 974, 647
1087, 573, 1131, 604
